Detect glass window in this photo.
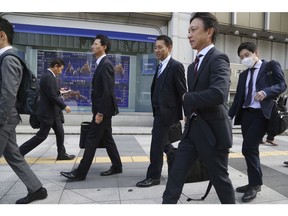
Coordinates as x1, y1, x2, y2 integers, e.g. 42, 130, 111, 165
14, 32, 157, 113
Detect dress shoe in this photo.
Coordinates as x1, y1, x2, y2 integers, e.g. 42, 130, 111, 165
284, 161, 288, 166
266, 139, 278, 146
100, 166, 123, 176
242, 186, 260, 202
236, 184, 261, 193
57, 153, 76, 160
136, 178, 160, 187
60, 169, 85, 181
16, 187, 47, 204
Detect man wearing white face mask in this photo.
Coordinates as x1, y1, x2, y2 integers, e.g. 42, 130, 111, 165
229, 42, 286, 202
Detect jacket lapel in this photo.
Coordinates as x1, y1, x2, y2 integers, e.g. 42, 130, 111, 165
256, 60, 267, 83
159, 59, 172, 90
191, 48, 214, 90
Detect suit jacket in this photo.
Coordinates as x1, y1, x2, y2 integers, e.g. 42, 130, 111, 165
37, 70, 66, 119
91, 56, 119, 117
0, 53, 22, 126
183, 47, 232, 149
229, 60, 287, 125
151, 58, 187, 125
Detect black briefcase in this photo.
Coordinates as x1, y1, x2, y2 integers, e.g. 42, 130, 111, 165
79, 122, 105, 149
166, 148, 212, 201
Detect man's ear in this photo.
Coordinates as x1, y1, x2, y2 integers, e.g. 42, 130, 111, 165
0, 31, 6, 39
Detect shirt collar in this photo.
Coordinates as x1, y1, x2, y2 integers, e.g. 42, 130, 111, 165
96, 54, 106, 65
47, 68, 56, 77
198, 44, 214, 58
0, 46, 13, 56
253, 59, 262, 70
160, 54, 171, 65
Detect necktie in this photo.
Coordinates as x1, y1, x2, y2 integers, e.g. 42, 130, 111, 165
193, 54, 203, 78
157, 63, 163, 77
244, 67, 256, 107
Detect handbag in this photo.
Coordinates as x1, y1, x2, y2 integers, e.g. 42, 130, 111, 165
79, 121, 105, 149
267, 97, 288, 137
166, 148, 212, 201
168, 121, 182, 143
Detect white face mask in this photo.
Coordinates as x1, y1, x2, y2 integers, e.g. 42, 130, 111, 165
241, 57, 255, 68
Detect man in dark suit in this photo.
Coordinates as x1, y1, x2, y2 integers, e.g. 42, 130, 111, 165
229, 42, 286, 202
19, 58, 75, 160
60, 34, 122, 181
136, 35, 187, 187
0, 17, 47, 204
162, 13, 235, 204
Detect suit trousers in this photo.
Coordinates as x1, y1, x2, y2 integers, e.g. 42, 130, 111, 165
76, 116, 122, 179
240, 108, 267, 186
146, 113, 172, 180
162, 117, 235, 204
19, 115, 66, 156
0, 123, 42, 193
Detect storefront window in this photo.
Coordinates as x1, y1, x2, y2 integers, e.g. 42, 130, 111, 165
14, 30, 157, 113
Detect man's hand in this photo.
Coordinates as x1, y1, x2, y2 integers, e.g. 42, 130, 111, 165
65, 106, 71, 113
254, 90, 267, 102
95, 113, 103, 124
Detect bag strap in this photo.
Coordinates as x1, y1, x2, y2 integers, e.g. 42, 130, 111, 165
182, 180, 213, 202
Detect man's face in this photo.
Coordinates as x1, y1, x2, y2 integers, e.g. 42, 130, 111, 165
188, 18, 213, 51
54, 65, 64, 76
154, 39, 171, 61
91, 39, 105, 58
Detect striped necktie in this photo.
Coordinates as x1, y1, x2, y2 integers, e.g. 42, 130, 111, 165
157, 63, 163, 78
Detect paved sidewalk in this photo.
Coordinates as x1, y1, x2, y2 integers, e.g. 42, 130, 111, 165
1, 125, 288, 210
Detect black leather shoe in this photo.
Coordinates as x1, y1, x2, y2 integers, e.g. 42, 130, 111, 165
136, 178, 160, 187
100, 166, 122, 176
236, 184, 261, 193
242, 186, 261, 202
16, 187, 47, 204
60, 169, 85, 181
284, 161, 288, 166
57, 153, 76, 160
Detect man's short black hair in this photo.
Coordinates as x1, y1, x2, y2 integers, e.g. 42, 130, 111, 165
95, 34, 111, 54
156, 35, 173, 47
50, 58, 65, 68
0, 17, 14, 45
237, 42, 257, 57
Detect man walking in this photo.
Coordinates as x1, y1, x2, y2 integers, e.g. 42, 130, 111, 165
162, 12, 235, 204
229, 42, 286, 202
136, 35, 187, 187
0, 16, 47, 204
60, 34, 122, 181
19, 58, 75, 161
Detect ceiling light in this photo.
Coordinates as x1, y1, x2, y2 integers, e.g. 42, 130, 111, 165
268, 35, 274, 40
284, 38, 288, 43
252, 33, 257, 38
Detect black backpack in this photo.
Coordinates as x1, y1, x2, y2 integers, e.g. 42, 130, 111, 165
0, 50, 39, 116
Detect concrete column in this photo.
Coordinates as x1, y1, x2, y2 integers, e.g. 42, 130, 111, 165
169, 12, 195, 77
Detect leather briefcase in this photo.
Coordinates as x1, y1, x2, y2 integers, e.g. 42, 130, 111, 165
166, 148, 212, 201
79, 122, 105, 149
